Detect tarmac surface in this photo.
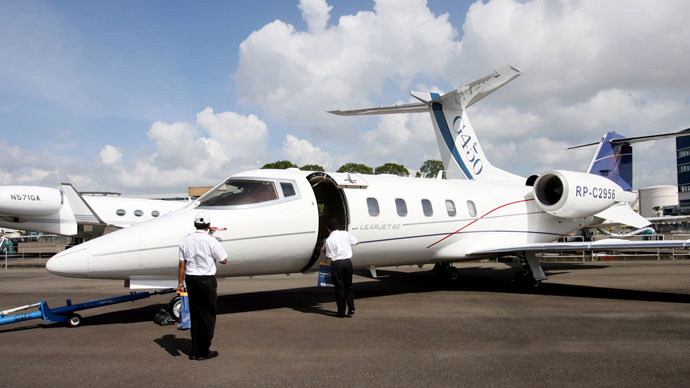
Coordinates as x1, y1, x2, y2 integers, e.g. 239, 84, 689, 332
1, 261, 689, 388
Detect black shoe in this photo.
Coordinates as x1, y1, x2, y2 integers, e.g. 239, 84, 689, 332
196, 350, 219, 361
189, 354, 199, 360
347, 309, 354, 316
335, 312, 346, 318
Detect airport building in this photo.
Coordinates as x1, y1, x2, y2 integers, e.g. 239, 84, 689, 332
676, 129, 690, 212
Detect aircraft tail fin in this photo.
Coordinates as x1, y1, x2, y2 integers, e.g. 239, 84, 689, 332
330, 65, 524, 183
568, 128, 690, 191
61, 183, 105, 225
583, 132, 633, 191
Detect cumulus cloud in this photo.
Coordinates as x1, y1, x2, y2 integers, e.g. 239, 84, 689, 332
0, 141, 63, 186
232, 0, 690, 187
283, 135, 332, 168
102, 107, 270, 190
99, 145, 122, 165
458, 0, 690, 99
235, 0, 461, 140
6, 0, 690, 193
298, 0, 332, 33
16, 168, 57, 184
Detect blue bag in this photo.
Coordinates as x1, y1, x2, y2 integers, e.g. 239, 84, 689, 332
317, 262, 334, 288
177, 292, 191, 330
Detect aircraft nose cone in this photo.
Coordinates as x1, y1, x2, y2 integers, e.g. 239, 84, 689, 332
46, 246, 91, 277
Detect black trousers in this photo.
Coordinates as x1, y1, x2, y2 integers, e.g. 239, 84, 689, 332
331, 259, 354, 315
185, 275, 217, 356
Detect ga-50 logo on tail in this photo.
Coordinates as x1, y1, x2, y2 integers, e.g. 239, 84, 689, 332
453, 116, 483, 175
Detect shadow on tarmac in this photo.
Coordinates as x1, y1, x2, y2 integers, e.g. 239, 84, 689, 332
5, 263, 689, 333
154, 334, 192, 357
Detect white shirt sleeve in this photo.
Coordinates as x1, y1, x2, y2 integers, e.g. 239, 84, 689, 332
178, 243, 186, 262
210, 239, 228, 262
349, 233, 358, 245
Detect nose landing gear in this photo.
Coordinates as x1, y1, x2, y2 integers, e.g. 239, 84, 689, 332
167, 295, 181, 321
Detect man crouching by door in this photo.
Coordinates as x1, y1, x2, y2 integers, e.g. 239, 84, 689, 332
322, 218, 359, 318
177, 211, 228, 360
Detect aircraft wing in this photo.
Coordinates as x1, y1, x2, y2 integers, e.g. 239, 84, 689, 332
465, 238, 690, 256
328, 102, 428, 116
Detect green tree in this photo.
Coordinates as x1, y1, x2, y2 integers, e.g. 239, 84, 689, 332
261, 160, 298, 169
300, 164, 325, 172
417, 159, 444, 178
374, 163, 409, 176
337, 163, 373, 174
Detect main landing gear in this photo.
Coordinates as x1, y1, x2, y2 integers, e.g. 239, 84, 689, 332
512, 252, 547, 288
512, 263, 542, 288
433, 262, 460, 281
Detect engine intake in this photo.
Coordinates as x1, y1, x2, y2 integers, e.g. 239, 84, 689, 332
533, 170, 633, 218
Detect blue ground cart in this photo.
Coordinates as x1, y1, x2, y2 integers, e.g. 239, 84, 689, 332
0, 289, 176, 327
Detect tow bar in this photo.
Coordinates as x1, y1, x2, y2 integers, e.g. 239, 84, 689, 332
0, 288, 176, 328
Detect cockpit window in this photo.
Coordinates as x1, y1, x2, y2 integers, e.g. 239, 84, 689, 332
200, 180, 278, 207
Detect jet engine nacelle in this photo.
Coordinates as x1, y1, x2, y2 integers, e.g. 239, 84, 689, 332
0, 186, 63, 216
533, 170, 633, 219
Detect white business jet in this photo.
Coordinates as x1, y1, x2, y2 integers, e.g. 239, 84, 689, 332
0, 183, 190, 238
46, 66, 690, 315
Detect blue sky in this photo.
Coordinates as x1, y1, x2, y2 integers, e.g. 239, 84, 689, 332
2, 0, 690, 193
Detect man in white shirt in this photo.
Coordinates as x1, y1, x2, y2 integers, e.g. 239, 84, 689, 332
323, 218, 359, 318
177, 211, 228, 360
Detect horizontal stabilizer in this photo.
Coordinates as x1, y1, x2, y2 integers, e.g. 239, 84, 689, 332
432, 65, 522, 110
328, 102, 427, 116
593, 202, 650, 229
568, 128, 690, 150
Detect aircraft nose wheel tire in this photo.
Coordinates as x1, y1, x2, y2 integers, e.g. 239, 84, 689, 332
67, 313, 82, 328
167, 296, 181, 321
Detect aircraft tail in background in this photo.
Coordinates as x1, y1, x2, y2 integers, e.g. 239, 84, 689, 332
330, 65, 525, 184
584, 132, 633, 191
569, 128, 690, 191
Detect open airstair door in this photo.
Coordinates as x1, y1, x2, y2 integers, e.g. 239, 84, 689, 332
301, 172, 362, 272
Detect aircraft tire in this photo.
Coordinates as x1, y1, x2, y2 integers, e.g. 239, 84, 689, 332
167, 296, 181, 321
513, 269, 541, 288
67, 313, 82, 328
447, 266, 460, 282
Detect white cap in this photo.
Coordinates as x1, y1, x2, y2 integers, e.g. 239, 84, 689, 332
194, 211, 211, 225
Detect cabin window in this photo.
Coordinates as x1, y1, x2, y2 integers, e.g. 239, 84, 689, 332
367, 198, 380, 217
467, 200, 477, 217
116, 209, 126, 216
151, 211, 160, 217
199, 179, 278, 206
395, 198, 407, 217
280, 182, 296, 197
446, 200, 456, 217
421, 199, 433, 217
134, 210, 143, 217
